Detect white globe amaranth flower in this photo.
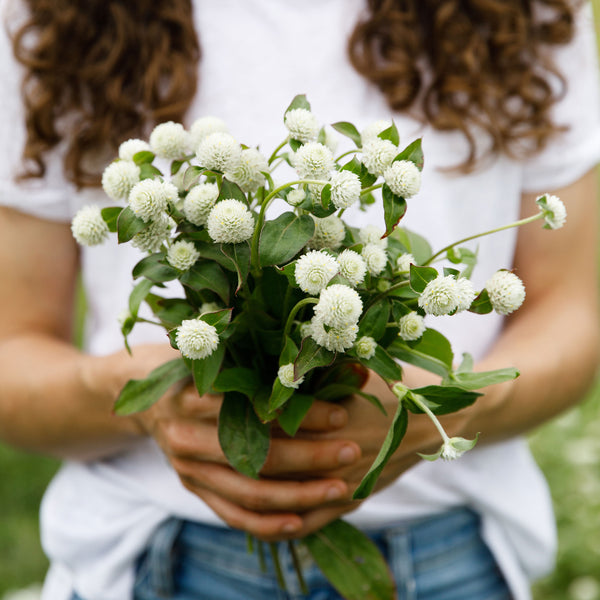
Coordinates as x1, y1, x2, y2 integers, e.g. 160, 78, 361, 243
536, 193, 566, 230
440, 437, 477, 461
183, 182, 219, 226
455, 277, 477, 312
330, 170, 361, 209
295, 250, 339, 295
128, 179, 176, 222
310, 316, 358, 352
226, 148, 268, 194
117, 308, 132, 328
189, 116, 228, 149
359, 224, 388, 249
207, 198, 254, 244
337, 249, 367, 287
362, 243, 388, 276
418, 275, 459, 316
286, 188, 306, 207
101, 160, 140, 201
360, 120, 393, 145
284, 108, 319, 143
354, 336, 376, 360
166, 240, 200, 271
71, 205, 109, 246
196, 132, 242, 173
278, 363, 305, 389
149, 121, 190, 159
485, 270, 526, 315
396, 253, 415, 273
397, 311, 426, 341
176, 318, 219, 360
361, 138, 398, 176
309, 215, 346, 250
384, 160, 421, 199
131, 214, 176, 253
294, 142, 334, 180
314, 284, 363, 329
118, 139, 151, 162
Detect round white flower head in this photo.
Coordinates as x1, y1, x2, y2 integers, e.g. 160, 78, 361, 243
536, 193, 566, 230
455, 277, 477, 312
396, 253, 415, 273
337, 249, 367, 287
310, 316, 358, 352
166, 240, 200, 271
278, 363, 304, 389
294, 142, 334, 180
71, 205, 109, 246
131, 214, 176, 253
128, 179, 175, 222
286, 188, 306, 207
361, 138, 398, 176
176, 318, 219, 360
485, 271, 525, 315
284, 108, 319, 143
200, 301, 221, 315
149, 121, 190, 159
227, 148, 268, 194
314, 284, 363, 329
397, 311, 426, 341
439, 437, 476, 461
360, 120, 392, 145
359, 224, 388, 249
183, 182, 219, 227
295, 250, 339, 295
101, 160, 140, 201
207, 199, 254, 244
330, 170, 361, 210
189, 116, 228, 149
384, 160, 421, 199
310, 215, 346, 250
354, 336, 376, 360
117, 308, 132, 328
118, 139, 151, 162
418, 275, 459, 316
362, 243, 388, 276
196, 132, 242, 173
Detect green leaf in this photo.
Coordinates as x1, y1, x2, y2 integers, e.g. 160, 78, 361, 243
218, 391, 270, 479
356, 345, 403, 382
393, 138, 424, 170
304, 520, 395, 600
219, 178, 248, 204
341, 156, 362, 176
139, 163, 163, 180
191, 344, 225, 396
388, 328, 453, 377
171, 159, 184, 176
146, 296, 195, 327
220, 242, 251, 293
278, 394, 314, 436
101, 206, 122, 233
468, 289, 493, 314
114, 359, 190, 415
132, 253, 179, 283
268, 378, 295, 412
180, 262, 230, 304
409, 385, 482, 415
445, 367, 520, 391
259, 212, 315, 267
353, 402, 408, 500
280, 336, 299, 365
409, 264, 438, 293
382, 184, 407, 237
390, 228, 432, 264
117, 206, 148, 244
132, 150, 156, 165
284, 94, 311, 115
183, 165, 205, 190
377, 122, 400, 146
294, 337, 336, 380
199, 308, 232, 334
128, 278, 154, 318
359, 163, 378, 188
214, 367, 261, 398
359, 301, 390, 342
331, 122, 362, 147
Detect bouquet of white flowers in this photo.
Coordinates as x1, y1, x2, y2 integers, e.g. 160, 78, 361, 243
71, 94, 566, 600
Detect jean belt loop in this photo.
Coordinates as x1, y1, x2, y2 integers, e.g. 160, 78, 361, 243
147, 517, 185, 597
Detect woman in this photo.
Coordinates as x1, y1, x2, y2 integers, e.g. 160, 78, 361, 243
0, 0, 598, 598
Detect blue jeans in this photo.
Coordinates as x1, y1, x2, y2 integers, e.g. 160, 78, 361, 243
74, 508, 512, 600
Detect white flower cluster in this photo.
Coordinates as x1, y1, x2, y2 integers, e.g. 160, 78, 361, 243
131, 214, 175, 253
418, 275, 475, 316
330, 171, 361, 210
129, 179, 178, 222
190, 116, 228, 150
118, 139, 151, 161
294, 142, 334, 180
149, 121, 190, 159
359, 225, 387, 248
398, 311, 426, 341
207, 199, 254, 244
485, 271, 525, 315
278, 363, 304, 389
284, 108, 319, 143
361, 120, 392, 145
71, 205, 109, 247
536, 193, 566, 230
286, 188, 306, 207
196, 132, 242, 173
183, 182, 219, 226
384, 160, 421, 199
361, 139, 397, 176
295, 250, 339, 295
354, 336, 376, 360
337, 249, 367, 286
227, 148, 268, 194
396, 253, 415, 273
167, 240, 200, 271
102, 160, 140, 201
176, 318, 219, 360
362, 244, 388, 276
310, 215, 346, 250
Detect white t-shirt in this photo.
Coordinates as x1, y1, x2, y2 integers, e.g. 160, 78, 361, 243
1, 1, 599, 599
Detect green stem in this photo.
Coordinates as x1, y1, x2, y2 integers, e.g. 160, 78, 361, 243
288, 541, 309, 595
246, 532, 254, 554
269, 543, 287, 590
334, 148, 361, 163
257, 540, 267, 573
424, 213, 543, 266
268, 138, 290, 166
409, 392, 450, 443
364, 280, 410, 310
135, 317, 164, 327
283, 297, 319, 338
360, 182, 383, 196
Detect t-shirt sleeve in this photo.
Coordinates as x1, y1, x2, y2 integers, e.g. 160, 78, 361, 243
0, 0, 76, 222
521, 3, 600, 193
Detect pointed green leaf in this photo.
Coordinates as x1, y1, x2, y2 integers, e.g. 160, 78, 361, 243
128, 278, 154, 319
409, 385, 482, 415
199, 308, 232, 334
132, 150, 156, 165
219, 178, 248, 204
341, 156, 362, 176
393, 138, 424, 170
278, 394, 314, 436
445, 367, 520, 391
280, 336, 299, 365
284, 94, 311, 115
213, 367, 261, 398
268, 378, 295, 412
139, 163, 163, 180
183, 165, 205, 189
331, 122, 362, 147
390, 228, 432, 264
409, 264, 438, 293
180, 262, 230, 304
101, 206, 122, 233
132, 253, 179, 282
191, 344, 225, 396
171, 159, 184, 176
382, 185, 407, 237
359, 301, 391, 342
356, 345, 403, 382
294, 337, 336, 380
220, 242, 251, 293
146, 296, 195, 327
468, 289, 493, 314
259, 212, 315, 266
117, 206, 148, 244
377, 122, 400, 146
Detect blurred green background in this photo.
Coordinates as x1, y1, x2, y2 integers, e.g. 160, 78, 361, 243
1, 2, 599, 598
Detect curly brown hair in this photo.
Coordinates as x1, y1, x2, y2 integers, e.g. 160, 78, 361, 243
11, 0, 579, 186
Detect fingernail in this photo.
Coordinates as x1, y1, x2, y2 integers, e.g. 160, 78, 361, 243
325, 486, 343, 501
338, 445, 357, 465
329, 409, 346, 428
282, 522, 301, 534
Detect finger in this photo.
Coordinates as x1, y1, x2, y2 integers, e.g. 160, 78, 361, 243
261, 438, 361, 476
158, 420, 228, 464
295, 399, 348, 432
175, 384, 223, 418
288, 502, 362, 539
174, 459, 351, 513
